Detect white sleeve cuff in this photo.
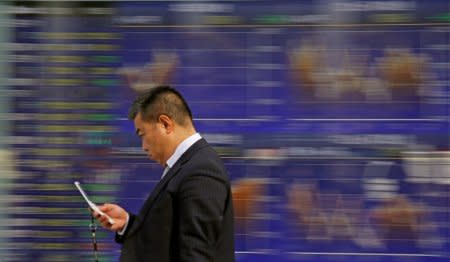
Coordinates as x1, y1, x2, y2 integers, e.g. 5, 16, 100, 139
117, 213, 129, 235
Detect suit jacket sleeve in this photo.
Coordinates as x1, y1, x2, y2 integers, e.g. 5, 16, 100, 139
178, 173, 229, 262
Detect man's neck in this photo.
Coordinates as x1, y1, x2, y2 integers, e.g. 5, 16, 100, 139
163, 128, 196, 165
175, 128, 196, 145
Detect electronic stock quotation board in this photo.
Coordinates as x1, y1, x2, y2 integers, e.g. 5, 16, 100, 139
1, 1, 449, 261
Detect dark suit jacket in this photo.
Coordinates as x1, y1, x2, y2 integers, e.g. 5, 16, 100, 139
116, 139, 235, 262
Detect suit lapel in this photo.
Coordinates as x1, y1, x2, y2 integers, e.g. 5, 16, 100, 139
127, 139, 209, 236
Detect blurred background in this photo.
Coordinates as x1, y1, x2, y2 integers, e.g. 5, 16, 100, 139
0, 0, 449, 261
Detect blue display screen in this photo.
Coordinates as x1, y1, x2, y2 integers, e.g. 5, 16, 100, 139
3, 1, 449, 261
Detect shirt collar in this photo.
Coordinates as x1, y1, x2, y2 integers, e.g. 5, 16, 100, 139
166, 133, 202, 169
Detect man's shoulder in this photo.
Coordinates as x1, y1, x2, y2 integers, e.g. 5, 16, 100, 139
176, 144, 227, 179
189, 144, 224, 168
165, 140, 228, 188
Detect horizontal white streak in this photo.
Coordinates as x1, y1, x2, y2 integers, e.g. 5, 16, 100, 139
288, 118, 444, 122
288, 252, 445, 257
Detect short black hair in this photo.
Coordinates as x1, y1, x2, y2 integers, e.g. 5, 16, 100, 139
128, 86, 193, 126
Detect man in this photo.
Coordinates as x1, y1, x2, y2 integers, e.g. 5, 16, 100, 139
93, 85, 235, 262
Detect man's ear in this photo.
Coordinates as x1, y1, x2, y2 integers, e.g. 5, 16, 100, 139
158, 114, 174, 133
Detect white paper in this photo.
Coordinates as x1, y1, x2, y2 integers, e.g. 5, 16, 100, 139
74, 181, 115, 224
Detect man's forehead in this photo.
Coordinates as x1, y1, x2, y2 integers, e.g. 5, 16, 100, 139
134, 111, 143, 120
133, 114, 144, 134
133, 112, 145, 125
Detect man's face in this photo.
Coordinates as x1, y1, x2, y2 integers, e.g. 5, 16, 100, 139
134, 112, 168, 166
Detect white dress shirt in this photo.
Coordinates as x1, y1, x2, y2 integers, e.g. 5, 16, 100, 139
162, 132, 202, 179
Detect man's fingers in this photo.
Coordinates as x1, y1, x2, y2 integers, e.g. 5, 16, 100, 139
91, 210, 102, 219
90, 210, 99, 218
98, 215, 108, 223
89, 203, 124, 232
110, 224, 121, 231
99, 203, 112, 212
100, 220, 112, 229
97, 216, 114, 230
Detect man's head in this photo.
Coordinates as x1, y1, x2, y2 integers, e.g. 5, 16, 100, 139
129, 86, 195, 166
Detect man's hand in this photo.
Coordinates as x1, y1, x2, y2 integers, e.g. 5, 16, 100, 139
92, 203, 128, 232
